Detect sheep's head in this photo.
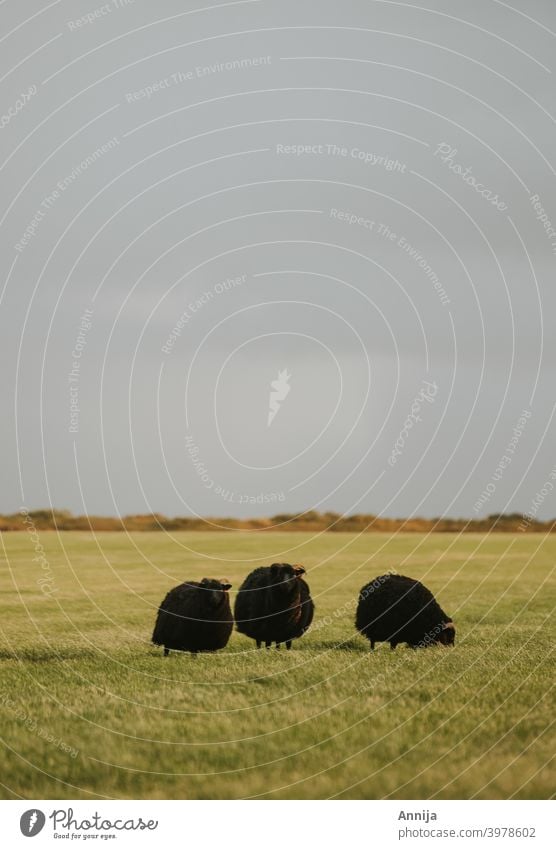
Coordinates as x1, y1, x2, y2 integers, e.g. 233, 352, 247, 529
437, 621, 456, 646
269, 563, 303, 597
199, 577, 232, 606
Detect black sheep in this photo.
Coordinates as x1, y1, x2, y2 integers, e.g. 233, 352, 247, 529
152, 577, 233, 656
355, 573, 455, 650
234, 563, 314, 649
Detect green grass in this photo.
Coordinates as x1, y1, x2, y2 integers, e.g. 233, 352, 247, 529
0, 531, 554, 799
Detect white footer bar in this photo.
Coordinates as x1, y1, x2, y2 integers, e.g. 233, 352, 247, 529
1, 800, 553, 848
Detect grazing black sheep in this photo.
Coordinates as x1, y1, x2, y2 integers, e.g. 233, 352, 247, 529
152, 578, 233, 656
355, 573, 455, 650
234, 563, 314, 649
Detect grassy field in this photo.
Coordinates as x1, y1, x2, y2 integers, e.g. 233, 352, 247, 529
0, 530, 554, 800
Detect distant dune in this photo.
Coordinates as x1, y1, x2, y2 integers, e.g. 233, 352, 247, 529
3, 509, 553, 533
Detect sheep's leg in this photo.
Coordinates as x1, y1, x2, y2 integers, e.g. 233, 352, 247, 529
265, 641, 271, 649
276, 643, 281, 650
163, 647, 170, 657
286, 640, 292, 650
390, 642, 396, 651
256, 640, 262, 649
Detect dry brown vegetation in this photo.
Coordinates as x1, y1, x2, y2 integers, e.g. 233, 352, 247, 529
2, 508, 553, 533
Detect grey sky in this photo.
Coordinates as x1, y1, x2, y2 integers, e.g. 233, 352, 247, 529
1, 0, 555, 520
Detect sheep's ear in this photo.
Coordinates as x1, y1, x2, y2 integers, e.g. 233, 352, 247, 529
293, 564, 306, 575
200, 577, 210, 586
443, 621, 455, 630
270, 563, 282, 576
219, 578, 232, 591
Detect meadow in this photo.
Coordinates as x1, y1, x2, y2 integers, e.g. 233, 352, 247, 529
0, 530, 554, 800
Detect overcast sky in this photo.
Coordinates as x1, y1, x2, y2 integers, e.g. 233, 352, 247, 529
1, 0, 555, 520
